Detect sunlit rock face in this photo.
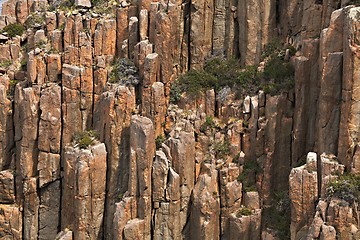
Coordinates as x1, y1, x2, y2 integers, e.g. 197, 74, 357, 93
0, 0, 360, 239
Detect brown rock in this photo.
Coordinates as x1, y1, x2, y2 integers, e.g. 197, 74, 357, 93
123, 218, 145, 240
316, 52, 343, 154
142, 53, 159, 117
23, 177, 39, 240
14, 85, 40, 179
190, 163, 220, 239
243, 191, 260, 210
190, 0, 213, 69
46, 54, 62, 82
113, 197, 134, 240
289, 153, 318, 240
168, 131, 195, 229
226, 210, 262, 240
0, 84, 13, 170
0, 170, 15, 203
151, 82, 166, 137
93, 85, 135, 239
320, 224, 336, 240
0, 204, 22, 239
139, 9, 148, 41
116, 8, 129, 57
62, 143, 107, 239
319, 153, 345, 198
129, 115, 155, 240
338, 7, 360, 170
128, 17, 139, 59
39, 181, 60, 240
152, 150, 169, 202
38, 83, 61, 153
37, 152, 60, 188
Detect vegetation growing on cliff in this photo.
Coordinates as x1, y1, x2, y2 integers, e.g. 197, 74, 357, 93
326, 174, 360, 203
170, 43, 295, 103
263, 191, 291, 239
108, 58, 139, 85
237, 158, 262, 192
73, 130, 99, 149
237, 207, 253, 217
1, 23, 25, 38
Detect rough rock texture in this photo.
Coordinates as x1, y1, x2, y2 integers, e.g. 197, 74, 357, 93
62, 143, 107, 239
1, 0, 360, 239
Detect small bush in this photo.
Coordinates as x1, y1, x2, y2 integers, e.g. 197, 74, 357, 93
263, 191, 291, 239
7, 79, 18, 98
347, 0, 360, 6
0, 60, 12, 68
200, 116, 216, 132
173, 70, 217, 96
171, 47, 295, 103
20, 59, 27, 71
326, 174, 360, 203
108, 58, 139, 85
73, 130, 98, 149
236, 207, 252, 217
237, 159, 262, 192
155, 135, 166, 150
2, 23, 25, 38
25, 13, 45, 29
214, 140, 230, 159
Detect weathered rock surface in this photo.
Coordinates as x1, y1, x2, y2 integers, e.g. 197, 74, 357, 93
62, 143, 107, 239
1, 1, 360, 239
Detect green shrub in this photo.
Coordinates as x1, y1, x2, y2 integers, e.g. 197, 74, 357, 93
20, 59, 27, 71
7, 79, 18, 98
262, 191, 291, 239
261, 39, 282, 59
347, 0, 360, 6
2, 23, 25, 38
171, 49, 295, 102
326, 174, 360, 203
155, 135, 166, 150
204, 57, 243, 88
237, 159, 262, 192
25, 13, 45, 28
261, 56, 295, 95
236, 207, 252, 217
73, 130, 98, 149
214, 140, 230, 159
176, 70, 217, 95
108, 58, 139, 85
200, 116, 216, 132
0, 60, 12, 68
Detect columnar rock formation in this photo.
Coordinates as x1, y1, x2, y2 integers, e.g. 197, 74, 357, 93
0, 0, 360, 239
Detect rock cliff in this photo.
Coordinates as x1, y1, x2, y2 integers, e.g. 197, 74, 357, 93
0, 0, 360, 239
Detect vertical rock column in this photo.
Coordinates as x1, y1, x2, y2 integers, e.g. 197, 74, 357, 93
37, 83, 62, 240
338, 7, 360, 171
127, 115, 155, 240
190, 0, 214, 69
219, 163, 242, 238
190, 163, 220, 239
152, 150, 181, 240
237, 0, 276, 66
289, 152, 318, 240
94, 85, 135, 239
168, 131, 195, 234
61, 143, 107, 239
14, 85, 40, 239
0, 83, 13, 170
